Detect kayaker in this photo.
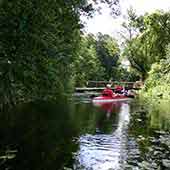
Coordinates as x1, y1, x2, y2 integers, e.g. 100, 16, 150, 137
127, 89, 135, 98
114, 85, 123, 94
102, 84, 114, 97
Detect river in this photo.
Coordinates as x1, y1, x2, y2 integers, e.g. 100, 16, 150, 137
0, 97, 169, 170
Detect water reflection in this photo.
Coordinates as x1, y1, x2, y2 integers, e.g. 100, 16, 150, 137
93, 102, 121, 120
74, 102, 133, 170
0, 101, 78, 170
149, 101, 170, 130
0, 98, 143, 170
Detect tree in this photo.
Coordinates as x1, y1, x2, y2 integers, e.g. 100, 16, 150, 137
0, 0, 120, 108
74, 34, 105, 86
96, 33, 120, 80
123, 10, 170, 80
0, 0, 83, 108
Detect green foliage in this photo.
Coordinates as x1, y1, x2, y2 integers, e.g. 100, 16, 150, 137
116, 67, 140, 82
73, 34, 105, 86
123, 10, 170, 80
96, 33, 120, 80
74, 31, 139, 86
143, 11, 170, 59
141, 43, 170, 100
0, 0, 84, 108
149, 100, 170, 130
0, 0, 122, 108
122, 10, 170, 104
73, 33, 123, 86
123, 37, 151, 80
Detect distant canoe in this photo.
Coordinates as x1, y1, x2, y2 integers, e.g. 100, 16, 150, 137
92, 95, 132, 103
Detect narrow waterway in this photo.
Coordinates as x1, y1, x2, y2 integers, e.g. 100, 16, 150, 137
75, 102, 130, 169
0, 98, 169, 170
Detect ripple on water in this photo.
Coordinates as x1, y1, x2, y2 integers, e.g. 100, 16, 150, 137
73, 103, 140, 170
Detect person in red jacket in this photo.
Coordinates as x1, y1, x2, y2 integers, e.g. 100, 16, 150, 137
114, 85, 123, 94
102, 84, 114, 97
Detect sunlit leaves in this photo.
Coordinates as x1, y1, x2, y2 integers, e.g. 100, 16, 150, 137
123, 10, 170, 80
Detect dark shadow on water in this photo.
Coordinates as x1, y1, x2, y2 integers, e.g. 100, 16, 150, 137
0, 99, 121, 170
93, 102, 121, 134
0, 99, 146, 170
0, 100, 78, 170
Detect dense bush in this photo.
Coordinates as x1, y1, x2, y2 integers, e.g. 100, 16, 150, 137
0, 0, 88, 108
141, 45, 170, 100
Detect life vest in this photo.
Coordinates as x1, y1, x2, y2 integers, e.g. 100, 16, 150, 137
115, 85, 123, 92
102, 88, 114, 97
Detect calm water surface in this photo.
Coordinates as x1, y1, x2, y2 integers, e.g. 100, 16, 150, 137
0, 97, 169, 170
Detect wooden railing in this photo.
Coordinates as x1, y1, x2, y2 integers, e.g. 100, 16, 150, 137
75, 80, 143, 92
86, 81, 135, 88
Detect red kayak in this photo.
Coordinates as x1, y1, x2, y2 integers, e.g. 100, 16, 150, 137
92, 95, 130, 103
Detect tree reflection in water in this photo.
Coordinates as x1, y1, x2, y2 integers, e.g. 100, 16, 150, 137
0, 101, 78, 170
74, 101, 133, 170
0, 99, 140, 170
